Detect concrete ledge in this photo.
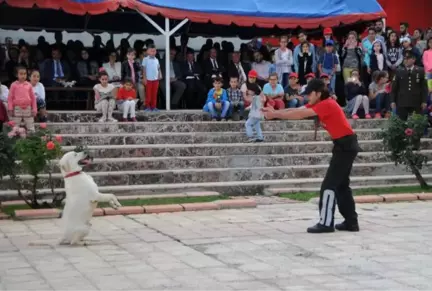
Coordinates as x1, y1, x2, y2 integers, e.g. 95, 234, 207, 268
93, 208, 105, 216
181, 202, 220, 211
15, 208, 60, 220
380, 194, 419, 202
103, 206, 144, 216
417, 193, 432, 200
354, 195, 385, 203
0, 212, 10, 220
143, 204, 184, 214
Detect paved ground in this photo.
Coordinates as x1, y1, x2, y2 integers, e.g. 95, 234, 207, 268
1, 201, 432, 291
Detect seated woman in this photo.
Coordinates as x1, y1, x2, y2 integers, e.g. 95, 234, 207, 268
102, 51, 122, 86
29, 70, 48, 122
263, 73, 285, 110
77, 49, 99, 86
345, 69, 371, 119
369, 70, 391, 118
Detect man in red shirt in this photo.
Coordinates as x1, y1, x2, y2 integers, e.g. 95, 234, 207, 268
264, 79, 361, 233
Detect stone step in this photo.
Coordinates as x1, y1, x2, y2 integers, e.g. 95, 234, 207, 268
43, 119, 388, 134
48, 110, 210, 122
42, 151, 432, 172
3, 162, 431, 190
60, 129, 388, 145
61, 139, 432, 158
1, 174, 431, 198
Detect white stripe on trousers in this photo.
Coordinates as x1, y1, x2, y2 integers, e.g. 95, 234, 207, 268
319, 189, 335, 227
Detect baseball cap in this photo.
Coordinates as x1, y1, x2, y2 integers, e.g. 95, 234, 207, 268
320, 73, 330, 79
303, 79, 326, 95
248, 70, 258, 78
400, 37, 411, 44
289, 72, 299, 79
323, 27, 333, 35
305, 73, 316, 79
325, 39, 334, 46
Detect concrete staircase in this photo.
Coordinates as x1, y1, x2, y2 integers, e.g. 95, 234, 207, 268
1, 110, 430, 199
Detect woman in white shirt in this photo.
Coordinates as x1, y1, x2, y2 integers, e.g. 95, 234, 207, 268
274, 36, 293, 88
30, 70, 47, 122
0, 82, 9, 107
102, 51, 122, 85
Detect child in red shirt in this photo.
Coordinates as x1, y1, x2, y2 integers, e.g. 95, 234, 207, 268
8, 66, 37, 132
264, 78, 361, 234
117, 77, 137, 122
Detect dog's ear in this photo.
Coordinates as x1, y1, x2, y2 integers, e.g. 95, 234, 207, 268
59, 158, 71, 173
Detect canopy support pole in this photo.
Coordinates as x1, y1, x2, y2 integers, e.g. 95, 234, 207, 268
137, 11, 188, 111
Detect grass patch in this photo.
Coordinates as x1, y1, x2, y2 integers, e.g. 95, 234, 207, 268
1, 195, 229, 216
280, 185, 431, 201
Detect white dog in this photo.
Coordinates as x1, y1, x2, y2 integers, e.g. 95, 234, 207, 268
30, 150, 121, 246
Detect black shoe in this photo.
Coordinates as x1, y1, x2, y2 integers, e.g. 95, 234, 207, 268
307, 223, 335, 233
335, 221, 360, 232
255, 139, 264, 142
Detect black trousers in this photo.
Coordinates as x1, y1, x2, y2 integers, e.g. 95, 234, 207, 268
319, 134, 360, 227
397, 106, 421, 121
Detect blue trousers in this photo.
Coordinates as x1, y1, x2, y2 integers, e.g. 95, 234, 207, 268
322, 68, 336, 92
207, 101, 230, 118
245, 117, 263, 140
286, 98, 304, 108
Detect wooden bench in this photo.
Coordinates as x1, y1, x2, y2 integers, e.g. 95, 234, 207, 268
45, 87, 94, 110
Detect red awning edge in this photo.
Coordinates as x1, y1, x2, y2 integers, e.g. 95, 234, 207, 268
1, 0, 387, 29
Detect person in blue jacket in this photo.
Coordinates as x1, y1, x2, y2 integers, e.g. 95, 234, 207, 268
203, 76, 230, 121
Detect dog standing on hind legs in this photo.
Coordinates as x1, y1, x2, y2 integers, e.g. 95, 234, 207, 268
30, 150, 122, 247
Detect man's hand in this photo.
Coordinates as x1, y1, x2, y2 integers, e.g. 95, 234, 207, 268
421, 103, 427, 110
262, 107, 274, 113
390, 102, 396, 109
296, 96, 304, 103
264, 110, 277, 120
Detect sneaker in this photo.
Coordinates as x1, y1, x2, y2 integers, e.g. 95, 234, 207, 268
306, 223, 335, 233
131, 117, 137, 122
365, 114, 372, 119
212, 118, 217, 121
247, 138, 255, 143
255, 139, 264, 142
221, 118, 226, 121
144, 108, 152, 112
352, 114, 359, 120
152, 108, 160, 112
98, 118, 105, 123
375, 113, 382, 119
107, 118, 118, 123
335, 221, 360, 232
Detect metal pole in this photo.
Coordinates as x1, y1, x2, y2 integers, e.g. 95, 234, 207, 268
165, 17, 171, 111
137, 11, 165, 35
168, 18, 189, 36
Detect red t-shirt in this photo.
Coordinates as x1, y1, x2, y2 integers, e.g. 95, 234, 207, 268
117, 87, 137, 100
306, 98, 353, 139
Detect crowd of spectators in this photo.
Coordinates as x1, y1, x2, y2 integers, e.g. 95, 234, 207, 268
0, 20, 431, 124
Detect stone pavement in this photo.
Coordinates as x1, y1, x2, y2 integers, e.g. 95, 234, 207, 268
1, 202, 432, 291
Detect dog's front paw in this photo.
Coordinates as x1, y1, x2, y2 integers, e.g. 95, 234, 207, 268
109, 199, 121, 210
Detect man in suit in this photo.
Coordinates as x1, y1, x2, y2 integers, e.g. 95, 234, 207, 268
391, 50, 428, 121
181, 50, 207, 109
42, 47, 71, 87
227, 51, 251, 86
160, 48, 186, 109
203, 48, 224, 89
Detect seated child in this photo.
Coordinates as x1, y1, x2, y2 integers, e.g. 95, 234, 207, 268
345, 69, 371, 119
227, 76, 244, 119
320, 74, 338, 100
245, 84, 265, 142
94, 71, 117, 123
203, 77, 230, 121
284, 72, 304, 108
263, 73, 285, 110
369, 70, 390, 118
300, 72, 315, 103
117, 78, 137, 122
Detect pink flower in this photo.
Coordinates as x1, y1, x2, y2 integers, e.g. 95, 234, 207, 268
46, 141, 56, 150
39, 123, 47, 129
55, 135, 63, 143
17, 127, 26, 134
6, 121, 15, 127
405, 128, 414, 136
7, 131, 15, 138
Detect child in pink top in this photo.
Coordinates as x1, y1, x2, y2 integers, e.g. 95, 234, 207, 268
8, 66, 37, 132
423, 39, 432, 90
